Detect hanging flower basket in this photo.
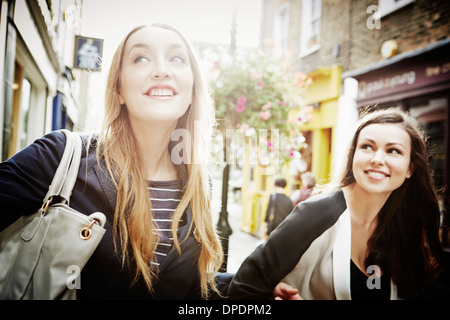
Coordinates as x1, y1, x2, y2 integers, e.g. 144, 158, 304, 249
206, 47, 312, 166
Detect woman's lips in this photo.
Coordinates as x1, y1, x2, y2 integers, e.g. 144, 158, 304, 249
145, 85, 177, 97
365, 169, 390, 179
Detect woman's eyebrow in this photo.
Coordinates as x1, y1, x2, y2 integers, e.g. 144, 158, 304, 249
386, 142, 406, 149
127, 43, 186, 53
360, 137, 406, 149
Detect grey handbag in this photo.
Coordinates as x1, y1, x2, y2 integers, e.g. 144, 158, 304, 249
0, 129, 106, 299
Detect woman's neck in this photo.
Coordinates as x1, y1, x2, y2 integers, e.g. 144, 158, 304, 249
343, 183, 391, 273
132, 121, 179, 181
342, 183, 389, 229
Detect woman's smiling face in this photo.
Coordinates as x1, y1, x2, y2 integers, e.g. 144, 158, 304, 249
118, 26, 194, 128
352, 123, 414, 197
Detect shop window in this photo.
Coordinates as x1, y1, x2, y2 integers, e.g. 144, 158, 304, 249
7, 74, 32, 157
409, 97, 447, 211
18, 79, 31, 150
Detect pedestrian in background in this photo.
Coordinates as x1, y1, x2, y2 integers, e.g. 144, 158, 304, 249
262, 178, 293, 239
290, 171, 316, 207
0, 24, 227, 299
228, 108, 449, 300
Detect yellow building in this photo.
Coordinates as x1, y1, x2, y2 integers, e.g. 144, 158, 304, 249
240, 65, 341, 234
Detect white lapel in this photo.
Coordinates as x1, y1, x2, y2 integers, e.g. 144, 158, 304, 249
390, 279, 399, 299
332, 208, 351, 300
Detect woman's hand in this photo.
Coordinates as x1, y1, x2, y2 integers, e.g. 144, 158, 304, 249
273, 282, 302, 300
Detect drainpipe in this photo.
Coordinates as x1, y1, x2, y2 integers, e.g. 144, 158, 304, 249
1, 0, 16, 161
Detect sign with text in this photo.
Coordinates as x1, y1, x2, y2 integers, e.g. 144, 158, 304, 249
74, 36, 103, 71
354, 44, 450, 104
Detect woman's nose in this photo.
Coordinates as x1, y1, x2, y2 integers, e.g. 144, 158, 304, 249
151, 61, 171, 79
370, 150, 385, 165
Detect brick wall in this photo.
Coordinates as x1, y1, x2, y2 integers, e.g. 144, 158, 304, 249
349, 0, 450, 70
260, 0, 450, 73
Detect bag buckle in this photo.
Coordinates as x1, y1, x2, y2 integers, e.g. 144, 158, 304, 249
79, 219, 100, 240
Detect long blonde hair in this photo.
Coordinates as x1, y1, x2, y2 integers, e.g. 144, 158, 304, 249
97, 24, 223, 298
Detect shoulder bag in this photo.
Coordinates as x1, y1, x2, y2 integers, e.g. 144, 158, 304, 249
0, 129, 106, 299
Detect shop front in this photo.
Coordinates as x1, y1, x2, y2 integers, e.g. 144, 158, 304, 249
239, 65, 342, 235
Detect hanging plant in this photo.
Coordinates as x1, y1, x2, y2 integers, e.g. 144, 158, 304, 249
205, 47, 312, 166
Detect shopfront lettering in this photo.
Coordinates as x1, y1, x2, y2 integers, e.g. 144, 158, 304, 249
426, 62, 450, 77
359, 71, 416, 99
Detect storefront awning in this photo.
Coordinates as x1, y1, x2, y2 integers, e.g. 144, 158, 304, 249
342, 38, 450, 107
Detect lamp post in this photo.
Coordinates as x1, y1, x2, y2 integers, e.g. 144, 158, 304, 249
216, 6, 238, 272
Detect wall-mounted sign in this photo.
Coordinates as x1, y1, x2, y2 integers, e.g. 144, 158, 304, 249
74, 35, 103, 71
354, 42, 450, 105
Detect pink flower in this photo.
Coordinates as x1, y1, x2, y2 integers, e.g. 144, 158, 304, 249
236, 103, 246, 113
294, 72, 308, 87
236, 96, 247, 113
237, 123, 250, 133
261, 101, 272, 110
280, 101, 286, 106
237, 96, 247, 105
250, 70, 262, 80
289, 147, 295, 157
257, 81, 264, 88
260, 110, 270, 121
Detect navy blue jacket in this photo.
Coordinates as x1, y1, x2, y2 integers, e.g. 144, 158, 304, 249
0, 131, 231, 299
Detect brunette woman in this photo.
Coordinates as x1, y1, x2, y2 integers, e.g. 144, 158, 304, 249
228, 108, 449, 299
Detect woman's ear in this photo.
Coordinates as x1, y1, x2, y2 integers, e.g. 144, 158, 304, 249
406, 162, 415, 179
118, 92, 125, 105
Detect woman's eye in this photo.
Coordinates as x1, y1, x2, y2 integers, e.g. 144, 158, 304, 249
134, 56, 149, 63
170, 56, 186, 63
388, 148, 402, 155
361, 144, 373, 151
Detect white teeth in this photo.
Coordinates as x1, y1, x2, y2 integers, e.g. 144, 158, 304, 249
367, 171, 386, 178
149, 88, 174, 96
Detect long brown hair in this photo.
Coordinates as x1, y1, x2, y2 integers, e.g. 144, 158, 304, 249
97, 24, 223, 298
340, 108, 444, 298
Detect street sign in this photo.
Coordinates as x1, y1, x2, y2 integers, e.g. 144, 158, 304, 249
73, 35, 103, 71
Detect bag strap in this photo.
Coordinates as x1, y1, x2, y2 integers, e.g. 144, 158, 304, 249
42, 129, 82, 207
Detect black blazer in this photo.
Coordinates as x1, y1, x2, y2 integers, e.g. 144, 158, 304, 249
0, 131, 230, 299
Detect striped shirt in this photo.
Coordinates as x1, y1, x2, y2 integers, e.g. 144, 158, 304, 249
149, 180, 183, 268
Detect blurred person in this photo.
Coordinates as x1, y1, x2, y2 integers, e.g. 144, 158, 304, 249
288, 148, 308, 189
290, 172, 316, 207
228, 108, 449, 300
262, 178, 293, 239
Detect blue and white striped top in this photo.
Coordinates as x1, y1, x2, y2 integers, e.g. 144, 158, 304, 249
148, 180, 183, 268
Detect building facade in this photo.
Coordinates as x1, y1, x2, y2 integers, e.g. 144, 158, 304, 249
250, 0, 450, 245
0, 0, 96, 162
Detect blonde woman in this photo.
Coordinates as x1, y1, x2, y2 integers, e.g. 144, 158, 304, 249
0, 24, 225, 299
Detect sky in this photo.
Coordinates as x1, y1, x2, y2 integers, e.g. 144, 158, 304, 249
78, 0, 262, 128
80, 0, 262, 62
